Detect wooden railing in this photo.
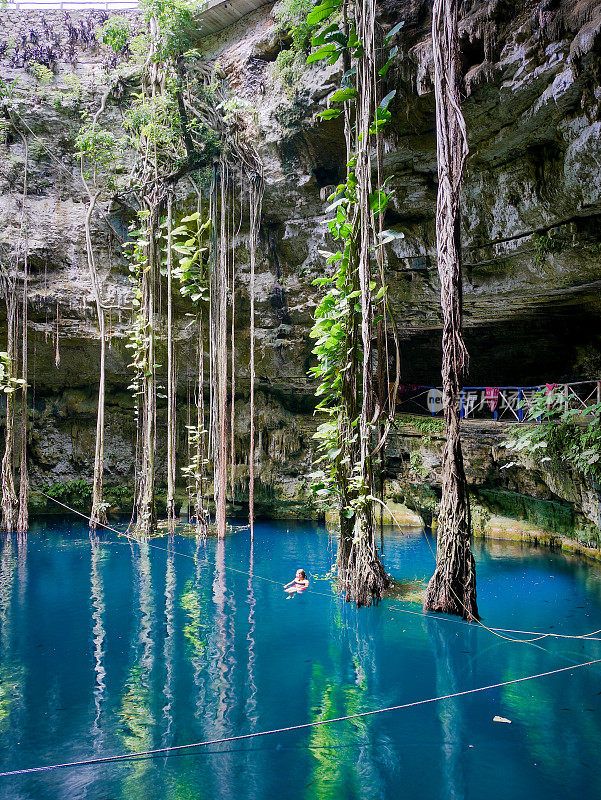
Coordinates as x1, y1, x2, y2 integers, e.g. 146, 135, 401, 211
396, 380, 601, 422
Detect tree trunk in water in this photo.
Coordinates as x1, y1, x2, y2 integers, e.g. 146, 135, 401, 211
134, 201, 158, 538
196, 310, 209, 536
1, 295, 18, 532
17, 254, 29, 536
248, 174, 263, 541
335, 0, 389, 608
211, 162, 228, 539
166, 194, 176, 533
424, 0, 479, 621
85, 190, 108, 530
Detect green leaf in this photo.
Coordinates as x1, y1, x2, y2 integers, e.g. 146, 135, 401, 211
307, 0, 340, 26
369, 189, 389, 215
330, 86, 357, 102
311, 23, 340, 47
369, 107, 391, 135
317, 108, 342, 120
384, 21, 405, 42
379, 90, 396, 111
378, 47, 398, 77
307, 43, 338, 63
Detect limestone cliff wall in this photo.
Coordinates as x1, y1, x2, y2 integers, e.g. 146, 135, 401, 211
0, 1, 600, 532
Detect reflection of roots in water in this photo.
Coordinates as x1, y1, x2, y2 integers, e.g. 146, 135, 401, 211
430, 623, 471, 800
0, 536, 25, 740
0, 536, 17, 650
118, 541, 156, 779
209, 538, 238, 732
245, 543, 258, 728
161, 546, 176, 748
90, 541, 106, 744
17, 535, 27, 607
138, 543, 155, 674
204, 537, 238, 800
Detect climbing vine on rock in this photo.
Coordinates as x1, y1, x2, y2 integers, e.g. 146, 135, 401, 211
307, 0, 402, 606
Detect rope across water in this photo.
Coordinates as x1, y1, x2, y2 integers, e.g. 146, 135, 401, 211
1, 657, 600, 778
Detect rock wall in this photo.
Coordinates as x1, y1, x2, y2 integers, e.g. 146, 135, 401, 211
0, 2, 600, 536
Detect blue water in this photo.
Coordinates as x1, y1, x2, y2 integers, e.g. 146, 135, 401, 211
1, 519, 601, 800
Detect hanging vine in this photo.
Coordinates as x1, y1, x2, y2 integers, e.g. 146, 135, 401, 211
0, 103, 28, 533
75, 115, 119, 530
306, 0, 402, 606
165, 193, 176, 532
423, 0, 479, 621
170, 197, 211, 536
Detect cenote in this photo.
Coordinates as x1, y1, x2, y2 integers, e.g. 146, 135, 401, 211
2, 0, 601, 797
1, 519, 601, 800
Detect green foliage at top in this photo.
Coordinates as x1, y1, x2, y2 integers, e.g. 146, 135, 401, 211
0, 77, 18, 106
141, 0, 199, 61
272, 49, 304, 99
99, 16, 132, 54
272, 0, 318, 98
504, 389, 601, 484
30, 63, 54, 85
124, 89, 182, 154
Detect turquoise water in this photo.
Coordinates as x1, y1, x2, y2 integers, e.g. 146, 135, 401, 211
1, 519, 601, 800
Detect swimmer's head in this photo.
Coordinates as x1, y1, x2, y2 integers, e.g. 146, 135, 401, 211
296, 569, 306, 580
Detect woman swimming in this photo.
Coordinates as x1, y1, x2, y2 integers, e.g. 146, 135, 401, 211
283, 569, 309, 597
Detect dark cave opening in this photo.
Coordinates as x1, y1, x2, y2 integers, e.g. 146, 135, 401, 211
399, 301, 601, 387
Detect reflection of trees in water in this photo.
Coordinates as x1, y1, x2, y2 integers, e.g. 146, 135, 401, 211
241, 542, 261, 800
304, 607, 387, 800
16, 533, 27, 609
162, 543, 176, 749
209, 538, 237, 729
0, 535, 16, 651
206, 537, 238, 800
119, 542, 156, 797
245, 542, 258, 727
429, 621, 472, 800
180, 536, 210, 718
0, 536, 25, 738
90, 536, 107, 749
